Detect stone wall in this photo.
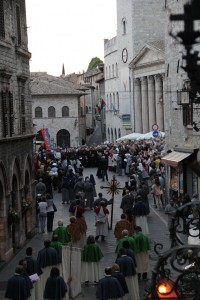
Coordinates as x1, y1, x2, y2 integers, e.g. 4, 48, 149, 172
0, 0, 34, 261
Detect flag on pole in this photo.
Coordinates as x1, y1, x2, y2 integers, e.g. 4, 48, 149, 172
101, 97, 106, 109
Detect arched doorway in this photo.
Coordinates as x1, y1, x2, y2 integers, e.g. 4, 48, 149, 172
56, 129, 70, 148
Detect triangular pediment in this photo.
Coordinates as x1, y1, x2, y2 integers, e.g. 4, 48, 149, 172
129, 40, 165, 69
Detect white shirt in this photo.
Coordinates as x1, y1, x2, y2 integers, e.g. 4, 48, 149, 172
39, 201, 48, 214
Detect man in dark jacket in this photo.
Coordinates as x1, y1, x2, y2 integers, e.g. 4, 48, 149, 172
101, 156, 108, 182
96, 267, 124, 299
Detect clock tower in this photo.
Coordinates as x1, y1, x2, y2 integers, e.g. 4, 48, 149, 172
104, 0, 166, 140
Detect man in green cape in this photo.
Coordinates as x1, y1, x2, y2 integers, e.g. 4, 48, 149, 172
53, 220, 71, 245
115, 229, 136, 255
134, 226, 150, 280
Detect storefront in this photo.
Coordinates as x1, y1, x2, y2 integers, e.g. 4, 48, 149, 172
162, 149, 198, 201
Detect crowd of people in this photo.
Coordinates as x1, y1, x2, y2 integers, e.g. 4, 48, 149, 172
5, 138, 170, 300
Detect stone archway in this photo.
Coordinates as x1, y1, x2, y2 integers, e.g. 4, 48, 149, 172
56, 129, 70, 148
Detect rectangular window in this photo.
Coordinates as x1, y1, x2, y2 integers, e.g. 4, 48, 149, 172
122, 114, 131, 126
18, 80, 26, 133
16, 5, 21, 45
1, 90, 14, 137
0, 0, 5, 38
182, 106, 190, 126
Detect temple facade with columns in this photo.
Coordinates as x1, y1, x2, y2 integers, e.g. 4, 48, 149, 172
129, 40, 165, 133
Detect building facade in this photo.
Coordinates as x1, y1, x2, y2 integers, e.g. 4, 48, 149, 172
31, 73, 87, 148
0, 0, 35, 261
162, 0, 200, 199
129, 40, 165, 133
104, 0, 166, 141
68, 65, 105, 143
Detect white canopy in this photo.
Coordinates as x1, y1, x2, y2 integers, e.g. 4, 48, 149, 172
116, 132, 142, 141
137, 131, 165, 140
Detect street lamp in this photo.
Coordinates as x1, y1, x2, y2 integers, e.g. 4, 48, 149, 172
148, 278, 178, 299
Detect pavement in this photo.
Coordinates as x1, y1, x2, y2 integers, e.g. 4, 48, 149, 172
0, 168, 171, 300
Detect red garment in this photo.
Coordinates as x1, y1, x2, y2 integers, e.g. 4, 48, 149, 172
72, 205, 85, 214
94, 206, 109, 215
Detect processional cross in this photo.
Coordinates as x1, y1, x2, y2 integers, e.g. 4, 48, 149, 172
100, 175, 124, 230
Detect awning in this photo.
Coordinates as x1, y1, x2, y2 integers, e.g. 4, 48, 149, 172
161, 151, 192, 167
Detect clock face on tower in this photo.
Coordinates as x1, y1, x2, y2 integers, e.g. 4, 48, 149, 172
122, 48, 128, 63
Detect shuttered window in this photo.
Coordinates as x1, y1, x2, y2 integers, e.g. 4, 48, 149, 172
0, 0, 5, 39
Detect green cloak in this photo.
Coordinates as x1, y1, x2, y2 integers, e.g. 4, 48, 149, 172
115, 236, 136, 254
82, 243, 103, 262
50, 241, 62, 263
134, 232, 150, 253
53, 226, 71, 245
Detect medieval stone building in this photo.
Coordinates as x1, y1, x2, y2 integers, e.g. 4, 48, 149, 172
0, 0, 34, 261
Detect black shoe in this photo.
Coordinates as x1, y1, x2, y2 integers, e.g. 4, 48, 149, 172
84, 281, 89, 285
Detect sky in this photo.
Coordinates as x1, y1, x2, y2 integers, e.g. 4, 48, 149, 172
25, 0, 117, 76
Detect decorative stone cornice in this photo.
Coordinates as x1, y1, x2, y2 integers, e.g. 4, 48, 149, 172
15, 46, 31, 60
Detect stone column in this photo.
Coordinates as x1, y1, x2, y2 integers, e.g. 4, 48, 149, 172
134, 78, 142, 133
148, 75, 156, 130
155, 74, 164, 132
141, 77, 149, 133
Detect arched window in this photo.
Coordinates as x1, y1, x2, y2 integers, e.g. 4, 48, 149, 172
112, 64, 114, 77
116, 63, 118, 77
122, 18, 127, 35
110, 94, 112, 110
116, 92, 119, 110
62, 106, 69, 117
35, 106, 42, 118
48, 106, 55, 118
86, 106, 89, 114
113, 93, 115, 110
89, 106, 91, 111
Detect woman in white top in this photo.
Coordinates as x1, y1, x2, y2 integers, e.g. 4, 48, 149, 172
38, 197, 48, 233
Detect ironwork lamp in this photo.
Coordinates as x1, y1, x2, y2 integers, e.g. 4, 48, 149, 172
148, 278, 178, 299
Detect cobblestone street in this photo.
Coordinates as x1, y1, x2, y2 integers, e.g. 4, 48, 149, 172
0, 168, 170, 299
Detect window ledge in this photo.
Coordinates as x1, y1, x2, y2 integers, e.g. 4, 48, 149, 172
15, 46, 31, 59
0, 39, 12, 49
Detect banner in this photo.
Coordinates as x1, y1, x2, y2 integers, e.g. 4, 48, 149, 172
40, 128, 49, 150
